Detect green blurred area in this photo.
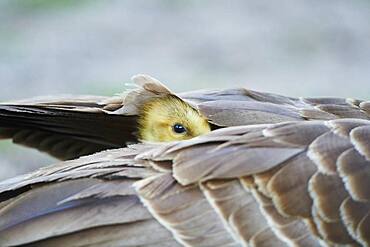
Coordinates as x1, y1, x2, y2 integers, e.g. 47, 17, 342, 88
0, 141, 13, 151
7, 0, 89, 11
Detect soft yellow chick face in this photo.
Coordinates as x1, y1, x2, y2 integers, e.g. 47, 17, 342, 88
138, 96, 211, 142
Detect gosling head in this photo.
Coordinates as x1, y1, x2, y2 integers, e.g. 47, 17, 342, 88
138, 95, 211, 142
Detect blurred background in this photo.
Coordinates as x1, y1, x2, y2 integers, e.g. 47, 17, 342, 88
0, 0, 370, 181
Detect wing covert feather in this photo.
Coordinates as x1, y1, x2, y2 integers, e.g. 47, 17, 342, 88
1, 119, 370, 246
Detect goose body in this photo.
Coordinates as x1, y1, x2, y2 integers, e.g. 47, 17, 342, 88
0, 119, 370, 246
0, 75, 369, 246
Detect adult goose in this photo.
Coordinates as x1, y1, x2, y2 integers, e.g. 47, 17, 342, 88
0, 75, 369, 246
0, 119, 369, 246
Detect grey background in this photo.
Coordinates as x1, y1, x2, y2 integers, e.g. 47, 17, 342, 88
0, 0, 370, 181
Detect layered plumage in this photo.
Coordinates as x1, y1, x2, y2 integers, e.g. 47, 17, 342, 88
0, 74, 369, 160
1, 119, 370, 246
1, 75, 370, 246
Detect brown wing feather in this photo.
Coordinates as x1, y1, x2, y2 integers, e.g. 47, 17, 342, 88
0, 148, 175, 247
2, 118, 370, 245
138, 118, 370, 245
0, 100, 137, 160
2, 75, 370, 162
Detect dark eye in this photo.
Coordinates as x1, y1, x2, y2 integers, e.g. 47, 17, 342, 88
172, 123, 187, 134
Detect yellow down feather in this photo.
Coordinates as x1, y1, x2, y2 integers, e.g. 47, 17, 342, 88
138, 95, 211, 142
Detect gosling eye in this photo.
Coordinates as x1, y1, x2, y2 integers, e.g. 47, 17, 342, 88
172, 123, 187, 134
